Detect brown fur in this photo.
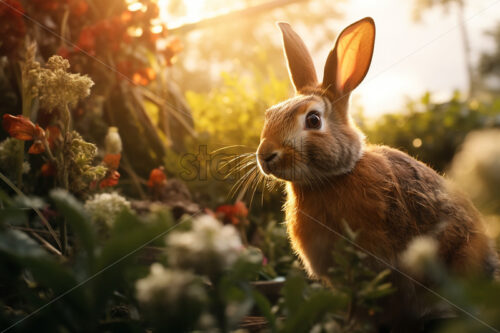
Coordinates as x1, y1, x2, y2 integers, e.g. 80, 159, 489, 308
256, 17, 499, 330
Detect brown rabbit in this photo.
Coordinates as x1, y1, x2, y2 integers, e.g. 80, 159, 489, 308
256, 17, 499, 330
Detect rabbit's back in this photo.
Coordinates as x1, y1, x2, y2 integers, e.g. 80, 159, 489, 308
286, 145, 498, 279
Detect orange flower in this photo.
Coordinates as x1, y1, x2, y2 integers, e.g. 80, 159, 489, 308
147, 167, 167, 188
233, 201, 249, 218
76, 26, 96, 55
41, 162, 57, 177
103, 153, 121, 170
163, 37, 183, 66
70, 0, 88, 16
100, 170, 120, 188
216, 201, 248, 225
2, 114, 46, 154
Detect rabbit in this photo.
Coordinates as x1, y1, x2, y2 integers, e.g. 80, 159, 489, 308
256, 17, 499, 330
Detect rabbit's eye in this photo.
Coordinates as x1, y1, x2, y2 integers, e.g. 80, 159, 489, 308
305, 111, 321, 129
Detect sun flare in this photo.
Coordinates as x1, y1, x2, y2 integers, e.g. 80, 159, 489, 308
158, 0, 208, 28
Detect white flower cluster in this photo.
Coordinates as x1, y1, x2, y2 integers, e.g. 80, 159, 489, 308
166, 215, 243, 275
24, 52, 94, 112
84, 192, 131, 228
401, 236, 438, 276
449, 129, 500, 214
135, 263, 206, 307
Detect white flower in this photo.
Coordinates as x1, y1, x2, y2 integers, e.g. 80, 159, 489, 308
23, 54, 94, 112
166, 215, 243, 275
401, 236, 438, 275
135, 263, 206, 307
84, 192, 131, 228
104, 127, 122, 154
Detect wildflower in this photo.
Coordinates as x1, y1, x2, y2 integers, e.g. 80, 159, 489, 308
0, 0, 26, 58
0, 138, 27, 178
24, 55, 94, 112
76, 26, 96, 55
103, 154, 121, 170
147, 167, 167, 188
103, 127, 122, 170
99, 170, 120, 189
215, 200, 248, 225
104, 127, 122, 154
41, 162, 57, 177
70, 0, 88, 16
68, 131, 107, 193
2, 114, 46, 154
132, 67, 156, 86
166, 215, 243, 276
135, 264, 206, 330
401, 236, 438, 276
84, 192, 131, 228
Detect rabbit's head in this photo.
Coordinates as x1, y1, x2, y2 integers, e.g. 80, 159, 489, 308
257, 18, 375, 184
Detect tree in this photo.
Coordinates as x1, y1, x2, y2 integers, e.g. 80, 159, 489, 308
479, 21, 500, 92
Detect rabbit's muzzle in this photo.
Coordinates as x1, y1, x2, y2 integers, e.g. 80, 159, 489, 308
256, 138, 282, 176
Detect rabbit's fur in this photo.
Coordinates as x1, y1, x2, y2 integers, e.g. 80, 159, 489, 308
256, 17, 499, 329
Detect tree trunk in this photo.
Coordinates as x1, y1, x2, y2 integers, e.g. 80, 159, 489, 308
456, 0, 475, 98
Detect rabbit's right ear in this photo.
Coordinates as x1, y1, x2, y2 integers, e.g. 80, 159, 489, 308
322, 17, 375, 97
278, 22, 318, 92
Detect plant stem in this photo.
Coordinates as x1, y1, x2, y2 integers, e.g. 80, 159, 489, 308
58, 104, 72, 255
0, 171, 62, 250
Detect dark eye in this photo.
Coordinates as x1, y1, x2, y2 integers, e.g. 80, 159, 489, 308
305, 111, 321, 129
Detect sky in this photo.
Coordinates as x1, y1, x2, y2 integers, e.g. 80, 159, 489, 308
161, 0, 500, 117
329, 0, 500, 117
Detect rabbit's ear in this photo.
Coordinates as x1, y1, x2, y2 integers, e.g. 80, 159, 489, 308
278, 22, 318, 92
323, 17, 375, 96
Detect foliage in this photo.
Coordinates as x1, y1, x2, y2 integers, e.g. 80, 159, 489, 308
255, 226, 394, 333
0, 191, 397, 332
361, 92, 500, 172
0, 0, 188, 184
479, 21, 500, 85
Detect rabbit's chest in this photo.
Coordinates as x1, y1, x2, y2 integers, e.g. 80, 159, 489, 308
285, 182, 394, 278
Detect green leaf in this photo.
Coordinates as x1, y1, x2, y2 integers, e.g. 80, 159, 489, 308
0, 229, 47, 258
252, 290, 277, 333
50, 189, 95, 259
282, 272, 307, 317
283, 291, 346, 333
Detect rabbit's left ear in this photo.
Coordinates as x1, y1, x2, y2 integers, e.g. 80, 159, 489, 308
278, 22, 318, 92
323, 17, 375, 96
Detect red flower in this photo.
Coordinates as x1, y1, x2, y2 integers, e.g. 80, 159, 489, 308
0, 0, 25, 58
76, 26, 96, 55
103, 153, 121, 170
57, 46, 71, 59
147, 167, 167, 188
41, 162, 57, 177
2, 114, 46, 154
100, 170, 120, 188
70, 0, 88, 16
216, 201, 249, 225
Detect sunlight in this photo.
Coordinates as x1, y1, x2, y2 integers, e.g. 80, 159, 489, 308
158, 0, 209, 28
